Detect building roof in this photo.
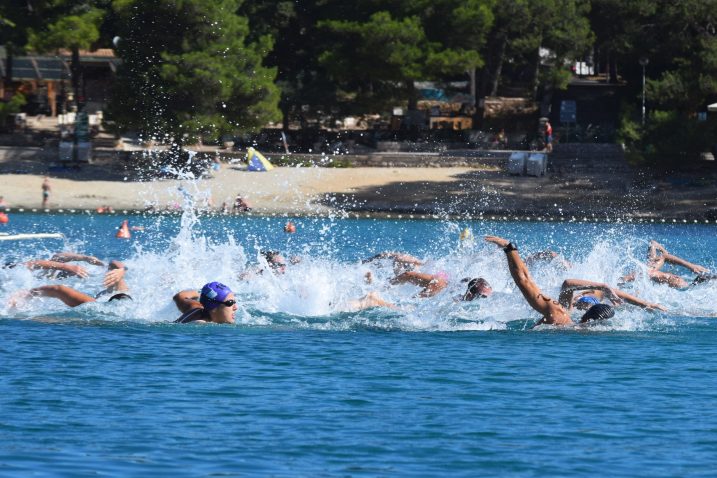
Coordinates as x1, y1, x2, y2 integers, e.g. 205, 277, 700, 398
0, 49, 118, 81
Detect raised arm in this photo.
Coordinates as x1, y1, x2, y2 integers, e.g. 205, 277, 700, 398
560, 278, 666, 311
101, 260, 129, 294
362, 251, 424, 267
485, 236, 562, 319
173, 290, 202, 313
29, 285, 95, 307
662, 253, 709, 274
25, 260, 90, 278
50, 252, 105, 266
390, 271, 447, 297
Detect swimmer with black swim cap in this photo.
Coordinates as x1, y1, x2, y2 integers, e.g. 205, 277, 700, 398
485, 236, 666, 327
9, 260, 132, 308
579, 303, 615, 323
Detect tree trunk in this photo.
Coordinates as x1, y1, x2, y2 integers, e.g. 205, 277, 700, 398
71, 47, 81, 111
406, 79, 417, 111
530, 45, 542, 101
608, 54, 618, 84
3, 43, 13, 96
489, 35, 507, 96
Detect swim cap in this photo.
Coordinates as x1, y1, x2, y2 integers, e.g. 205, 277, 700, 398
576, 296, 600, 307
199, 282, 232, 311
579, 303, 615, 323
108, 293, 133, 302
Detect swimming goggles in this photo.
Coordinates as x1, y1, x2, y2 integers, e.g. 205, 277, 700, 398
206, 297, 236, 307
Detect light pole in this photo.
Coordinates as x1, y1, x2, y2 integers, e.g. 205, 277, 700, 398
639, 56, 649, 126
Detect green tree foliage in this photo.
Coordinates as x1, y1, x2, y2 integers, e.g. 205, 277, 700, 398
106, 0, 280, 144
643, 0, 717, 114
319, 11, 428, 113
238, 0, 337, 129
0, 93, 26, 130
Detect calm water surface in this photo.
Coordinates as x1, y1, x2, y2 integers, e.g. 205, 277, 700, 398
1, 213, 716, 476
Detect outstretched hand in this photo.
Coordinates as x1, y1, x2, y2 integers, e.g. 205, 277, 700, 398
64, 264, 90, 278
484, 236, 510, 248
648, 302, 668, 312
103, 268, 125, 289
7, 290, 31, 308
605, 288, 624, 306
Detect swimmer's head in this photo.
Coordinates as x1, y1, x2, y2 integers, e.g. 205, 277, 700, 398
692, 273, 717, 285
579, 303, 615, 323
461, 277, 492, 301
575, 295, 600, 310
108, 293, 133, 302
3, 261, 19, 269
261, 250, 287, 273
199, 281, 233, 311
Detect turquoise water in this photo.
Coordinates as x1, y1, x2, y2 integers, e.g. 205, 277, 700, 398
2, 212, 717, 476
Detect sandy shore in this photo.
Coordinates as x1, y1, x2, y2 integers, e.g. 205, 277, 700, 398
2, 147, 717, 219
0, 166, 484, 215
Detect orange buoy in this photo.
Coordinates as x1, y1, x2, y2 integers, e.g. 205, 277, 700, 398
0, 212, 8, 224
115, 219, 131, 239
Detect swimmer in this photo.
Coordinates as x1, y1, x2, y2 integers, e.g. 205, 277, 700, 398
173, 281, 238, 324
3, 252, 109, 279
10, 260, 131, 307
238, 250, 290, 280
525, 250, 572, 270
116, 219, 131, 239
49, 252, 105, 266
485, 235, 617, 326
343, 291, 398, 311
362, 251, 424, 275
621, 240, 711, 289
391, 270, 449, 298
558, 278, 666, 313
4, 258, 91, 279
458, 277, 493, 301
284, 221, 297, 233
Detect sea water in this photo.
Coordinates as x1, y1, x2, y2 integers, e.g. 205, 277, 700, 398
1, 212, 716, 476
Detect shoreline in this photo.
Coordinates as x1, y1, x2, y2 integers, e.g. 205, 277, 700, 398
2, 150, 717, 221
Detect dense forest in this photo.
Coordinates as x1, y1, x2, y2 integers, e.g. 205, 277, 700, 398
1, 0, 717, 162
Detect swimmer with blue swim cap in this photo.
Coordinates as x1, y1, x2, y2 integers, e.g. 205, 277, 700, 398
173, 281, 237, 324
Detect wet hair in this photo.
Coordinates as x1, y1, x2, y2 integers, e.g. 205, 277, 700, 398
108, 293, 133, 302
579, 303, 615, 323
461, 277, 491, 300
261, 250, 286, 269
692, 273, 717, 286
3, 261, 19, 269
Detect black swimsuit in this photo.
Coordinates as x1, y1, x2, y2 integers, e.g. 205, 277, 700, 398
174, 308, 208, 324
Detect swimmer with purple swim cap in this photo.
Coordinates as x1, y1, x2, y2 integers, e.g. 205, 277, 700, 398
173, 281, 238, 324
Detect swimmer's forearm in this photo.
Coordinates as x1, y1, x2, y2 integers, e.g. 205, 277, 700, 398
173, 290, 201, 312
30, 285, 94, 307
663, 254, 706, 273
560, 279, 610, 292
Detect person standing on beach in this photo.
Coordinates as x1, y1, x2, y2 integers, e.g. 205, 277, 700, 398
41, 177, 52, 207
